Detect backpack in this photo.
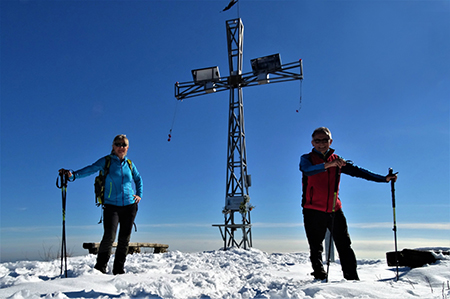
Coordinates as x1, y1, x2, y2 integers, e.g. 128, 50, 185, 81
386, 248, 438, 268
94, 155, 132, 206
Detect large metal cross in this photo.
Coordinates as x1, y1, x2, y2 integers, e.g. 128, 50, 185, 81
175, 18, 303, 250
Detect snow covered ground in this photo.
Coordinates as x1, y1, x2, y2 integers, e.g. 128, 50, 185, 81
0, 248, 449, 299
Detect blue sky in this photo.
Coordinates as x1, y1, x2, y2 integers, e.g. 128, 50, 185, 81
1, 0, 449, 262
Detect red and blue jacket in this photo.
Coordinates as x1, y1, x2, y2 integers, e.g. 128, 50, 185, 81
300, 148, 387, 213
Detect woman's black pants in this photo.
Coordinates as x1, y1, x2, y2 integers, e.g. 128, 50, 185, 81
303, 208, 359, 280
95, 203, 137, 274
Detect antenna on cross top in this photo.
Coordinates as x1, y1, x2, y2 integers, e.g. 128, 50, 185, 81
174, 18, 303, 250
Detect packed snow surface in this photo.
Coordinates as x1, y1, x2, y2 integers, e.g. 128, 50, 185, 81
1, 248, 449, 299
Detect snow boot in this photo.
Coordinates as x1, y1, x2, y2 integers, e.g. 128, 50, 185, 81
94, 252, 109, 274
311, 270, 327, 281
112, 252, 127, 275
310, 258, 327, 280
343, 271, 360, 281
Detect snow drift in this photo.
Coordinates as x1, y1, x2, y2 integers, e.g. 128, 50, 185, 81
0, 248, 449, 299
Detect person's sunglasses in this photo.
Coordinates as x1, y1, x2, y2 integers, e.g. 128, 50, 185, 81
114, 142, 128, 147
313, 138, 330, 144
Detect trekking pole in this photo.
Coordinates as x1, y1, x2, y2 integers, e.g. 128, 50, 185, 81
326, 166, 340, 282
389, 168, 399, 281
56, 170, 69, 278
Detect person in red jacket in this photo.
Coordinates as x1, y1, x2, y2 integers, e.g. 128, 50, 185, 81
300, 127, 397, 281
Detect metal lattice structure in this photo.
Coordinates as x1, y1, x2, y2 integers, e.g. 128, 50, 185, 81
174, 18, 303, 250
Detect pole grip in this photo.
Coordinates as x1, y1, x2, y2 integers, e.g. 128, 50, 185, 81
389, 168, 396, 207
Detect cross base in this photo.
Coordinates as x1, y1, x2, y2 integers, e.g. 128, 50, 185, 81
212, 211, 252, 250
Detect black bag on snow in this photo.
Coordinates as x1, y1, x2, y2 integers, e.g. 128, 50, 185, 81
386, 249, 437, 268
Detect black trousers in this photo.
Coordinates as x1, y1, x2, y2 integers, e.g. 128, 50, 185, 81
303, 208, 358, 279
96, 203, 137, 273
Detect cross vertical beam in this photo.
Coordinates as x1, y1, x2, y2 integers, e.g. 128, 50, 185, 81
222, 18, 252, 250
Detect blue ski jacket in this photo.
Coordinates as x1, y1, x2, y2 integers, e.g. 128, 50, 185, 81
73, 154, 143, 206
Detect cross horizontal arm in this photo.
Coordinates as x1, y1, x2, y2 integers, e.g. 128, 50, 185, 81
175, 60, 303, 100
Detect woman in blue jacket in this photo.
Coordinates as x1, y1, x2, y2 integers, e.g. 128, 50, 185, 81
60, 134, 143, 275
